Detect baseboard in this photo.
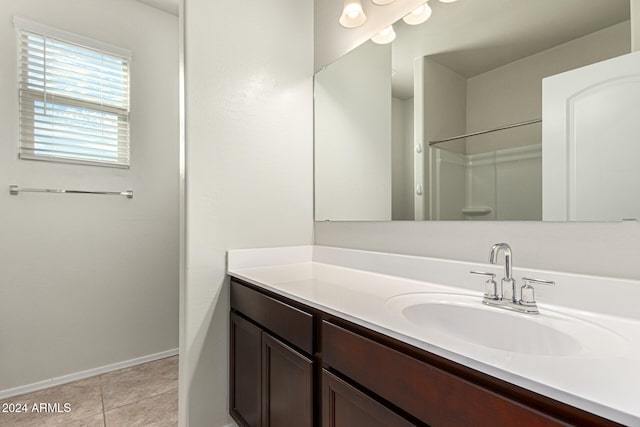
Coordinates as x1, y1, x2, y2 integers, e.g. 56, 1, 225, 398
0, 348, 179, 400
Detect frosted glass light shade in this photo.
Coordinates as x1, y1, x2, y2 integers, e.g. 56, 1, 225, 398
439, 0, 457, 2
371, 25, 396, 44
339, 0, 367, 28
403, 2, 432, 25
372, 0, 396, 4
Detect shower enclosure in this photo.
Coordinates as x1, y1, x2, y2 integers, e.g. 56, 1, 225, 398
429, 121, 542, 221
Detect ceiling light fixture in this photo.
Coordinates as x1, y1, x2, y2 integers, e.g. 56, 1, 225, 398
371, 0, 397, 5
371, 25, 396, 44
438, 0, 457, 2
339, 0, 367, 28
402, 2, 432, 25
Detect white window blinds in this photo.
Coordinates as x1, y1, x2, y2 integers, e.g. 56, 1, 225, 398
16, 18, 131, 168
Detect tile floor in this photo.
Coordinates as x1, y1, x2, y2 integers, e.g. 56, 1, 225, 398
0, 355, 178, 427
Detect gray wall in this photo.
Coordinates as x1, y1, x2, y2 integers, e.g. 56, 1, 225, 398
315, 221, 640, 280
391, 97, 414, 220
466, 21, 630, 155
315, 42, 392, 221
182, 0, 314, 424
0, 0, 179, 393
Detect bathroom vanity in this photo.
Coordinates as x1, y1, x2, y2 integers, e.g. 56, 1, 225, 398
228, 246, 640, 427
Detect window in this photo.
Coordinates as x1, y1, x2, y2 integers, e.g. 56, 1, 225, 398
15, 18, 131, 168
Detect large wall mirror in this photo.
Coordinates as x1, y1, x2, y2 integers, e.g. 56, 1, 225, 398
315, 0, 639, 222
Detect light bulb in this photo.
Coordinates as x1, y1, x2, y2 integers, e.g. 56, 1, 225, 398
339, 0, 367, 28
412, 5, 426, 15
403, 2, 432, 25
346, 6, 360, 18
371, 25, 396, 44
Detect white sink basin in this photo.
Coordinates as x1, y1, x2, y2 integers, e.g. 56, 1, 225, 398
386, 293, 626, 357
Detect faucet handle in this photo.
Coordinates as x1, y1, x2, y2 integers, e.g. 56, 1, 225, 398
520, 277, 555, 311
470, 271, 499, 300
470, 270, 495, 279
522, 277, 555, 287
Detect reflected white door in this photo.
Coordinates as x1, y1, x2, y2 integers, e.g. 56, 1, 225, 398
543, 50, 640, 221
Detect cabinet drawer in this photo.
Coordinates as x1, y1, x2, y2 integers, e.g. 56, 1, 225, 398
231, 280, 313, 354
322, 321, 566, 427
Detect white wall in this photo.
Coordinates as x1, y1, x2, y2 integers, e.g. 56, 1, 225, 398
402, 98, 415, 220
413, 58, 426, 221
0, 0, 179, 392
632, 0, 640, 51
315, 42, 391, 221
314, 221, 640, 280
392, 97, 414, 220
183, 0, 313, 424
422, 58, 467, 220
422, 58, 467, 153
466, 21, 630, 155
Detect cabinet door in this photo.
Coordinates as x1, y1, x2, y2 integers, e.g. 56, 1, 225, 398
322, 370, 415, 427
262, 332, 314, 427
230, 313, 262, 427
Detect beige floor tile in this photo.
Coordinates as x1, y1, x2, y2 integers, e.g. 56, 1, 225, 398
60, 412, 105, 427
104, 389, 177, 427
0, 412, 105, 427
0, 377, 104, 427
1, 356, 178, 426
100, 356, 178, 411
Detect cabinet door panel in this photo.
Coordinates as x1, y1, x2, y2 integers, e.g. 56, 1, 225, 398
262, 332, 314, 427
230, 313, 262, 427
322, 369, 415, 427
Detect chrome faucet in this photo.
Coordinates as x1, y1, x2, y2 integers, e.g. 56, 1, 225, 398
471, 243, 555, 314
489, 243, 516, 303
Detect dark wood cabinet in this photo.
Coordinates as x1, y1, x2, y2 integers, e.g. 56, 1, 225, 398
262, 333, 313, 427
230, 282, 315, 427
323, 320, 567, 427
231, 279, 313, 354
230, 312, 262, 427
322, 369, 415, 427
230, 278, 622, 427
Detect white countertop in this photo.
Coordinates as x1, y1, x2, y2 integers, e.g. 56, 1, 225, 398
227, 245, 640, 426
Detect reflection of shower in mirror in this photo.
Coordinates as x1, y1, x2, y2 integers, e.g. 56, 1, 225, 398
314, 0, 632, 222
